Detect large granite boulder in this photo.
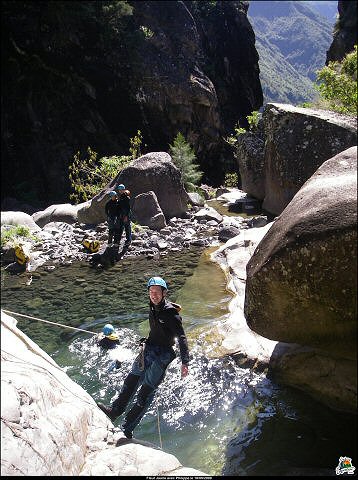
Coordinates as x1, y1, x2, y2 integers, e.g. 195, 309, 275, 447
77, 152, 189, 225
132, 191, 167, 231
32, 203, 80, 227
261, 103, 357, 214
236, 103, 357, 215
244, 147, 357, 412
1, 211, 41, 231
234, 118, 265, 200
0, 311, 208, 477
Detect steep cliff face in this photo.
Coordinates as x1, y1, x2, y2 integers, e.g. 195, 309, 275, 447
1, 0, 262, 205
326, 0, 357, 63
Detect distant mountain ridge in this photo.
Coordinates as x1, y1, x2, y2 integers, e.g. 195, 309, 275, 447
248, 0, 335, 105
305, 1, 338, 22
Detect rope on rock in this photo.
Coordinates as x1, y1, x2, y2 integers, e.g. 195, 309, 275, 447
156, 402, 163, 450
1, 309, 97, 336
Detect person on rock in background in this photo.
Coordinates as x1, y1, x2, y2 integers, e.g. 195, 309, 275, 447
114, 184, 132, 246
105, 191, 118, 244
97, 276, 189, 439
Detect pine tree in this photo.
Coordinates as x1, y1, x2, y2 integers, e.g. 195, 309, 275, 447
169, 132, 203, 191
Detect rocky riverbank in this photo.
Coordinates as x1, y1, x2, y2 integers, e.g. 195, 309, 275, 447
1, 195, 268, 274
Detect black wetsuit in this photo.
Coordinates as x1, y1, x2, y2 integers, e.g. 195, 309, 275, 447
105, 199, 118, 243
98, 336, 120, 350
147, 299, 189, 365
114, 191, 131, 244
110, 298, 190, 435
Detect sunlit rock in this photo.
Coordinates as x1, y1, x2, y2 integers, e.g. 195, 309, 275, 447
32, 204, 80, 227
132, 191, 167, 230
261, 103, 357, 214
1, 211, 41, 231
77, 152, 189, 224
244, 146, 357, 412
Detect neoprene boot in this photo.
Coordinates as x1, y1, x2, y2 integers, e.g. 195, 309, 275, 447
121, 384, 155, 435
97, 402, 118, 421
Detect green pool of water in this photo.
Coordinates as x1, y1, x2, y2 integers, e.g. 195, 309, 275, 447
1, 246, 356, 476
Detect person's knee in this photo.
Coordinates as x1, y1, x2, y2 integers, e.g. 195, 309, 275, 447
137, 384, 156, 406
124, 373, 140, 391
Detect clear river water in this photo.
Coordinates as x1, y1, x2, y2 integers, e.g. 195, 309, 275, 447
1, 241, 356, 476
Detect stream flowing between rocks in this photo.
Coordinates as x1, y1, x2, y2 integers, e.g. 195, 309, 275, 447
1, 244, 356, 476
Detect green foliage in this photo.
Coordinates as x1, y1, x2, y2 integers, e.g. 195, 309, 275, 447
190, 1, 218, 17
130, 221, 144, 233
102, 1, 133, 19
129, 130, 143, 159
140, 25, 154, 39
69, 129, 144, 203
68, 147, 131, 203
225, 111, 260, 146
1, 225, 38, 248
224, 172, 239, 188
100, 1, 134, 40
98, 155, 132, 178
247, 110, 260, 130
298, 101, 314, 108
314, 45, 357, 114
169, 132, 203, 191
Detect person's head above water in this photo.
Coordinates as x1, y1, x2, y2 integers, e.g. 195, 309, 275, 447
102, 323, 115, 336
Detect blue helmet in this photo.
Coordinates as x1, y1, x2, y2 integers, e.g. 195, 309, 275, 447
103, 323, 115, 336
147, 276, 167, 290
108, 191, 117, 197
116, 184, 125, 191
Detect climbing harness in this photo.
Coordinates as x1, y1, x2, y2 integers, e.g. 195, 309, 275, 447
138, 337, 146, 371
1, 309, 97, 335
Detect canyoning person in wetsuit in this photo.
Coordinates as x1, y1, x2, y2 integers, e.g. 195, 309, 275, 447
97, 276, 190, 439
97, 323, 120, 350
114, 184, 132, 246
105, 191, 118, 244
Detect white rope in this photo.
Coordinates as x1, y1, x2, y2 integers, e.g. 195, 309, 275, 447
2, 309, 97, 335
156, 402, 163, 449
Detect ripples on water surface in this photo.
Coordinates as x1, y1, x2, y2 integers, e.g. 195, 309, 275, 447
1, 246, 356, 475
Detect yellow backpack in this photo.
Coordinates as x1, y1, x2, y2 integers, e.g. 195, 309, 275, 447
82, 239, 100, 253
15, 245, 30, 265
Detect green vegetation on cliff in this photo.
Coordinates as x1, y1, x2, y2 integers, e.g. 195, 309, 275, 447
303, 45, 358, 114
169, 133, 203, 192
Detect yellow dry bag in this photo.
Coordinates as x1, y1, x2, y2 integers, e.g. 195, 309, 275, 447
82, 239, 100, 253
15, 245, 30, 265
